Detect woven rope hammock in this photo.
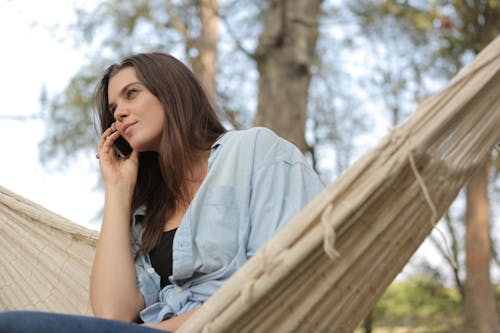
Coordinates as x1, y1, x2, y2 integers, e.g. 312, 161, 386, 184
0, 186, 98, 315
1, 35, 499, 332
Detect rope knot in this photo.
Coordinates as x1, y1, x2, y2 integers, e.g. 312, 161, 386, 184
321, 203, 341, 260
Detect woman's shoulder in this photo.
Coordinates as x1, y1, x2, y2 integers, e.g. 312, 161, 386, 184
227, 127, 283, 147
238, 126, 276, 136
227, 127, 304, 164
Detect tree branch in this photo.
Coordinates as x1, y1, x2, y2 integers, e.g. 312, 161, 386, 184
165, 0, 192, 45
217, 11, 254, 59
0, 114, 41, 121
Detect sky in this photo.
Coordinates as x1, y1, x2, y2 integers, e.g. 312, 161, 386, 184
0, 0, 102, 230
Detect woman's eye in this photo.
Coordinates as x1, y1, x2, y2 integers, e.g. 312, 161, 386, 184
127, 88, 138, 98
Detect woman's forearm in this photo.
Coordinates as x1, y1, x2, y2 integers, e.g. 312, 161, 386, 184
90, 186, 144, 322
148, 309, 198, 332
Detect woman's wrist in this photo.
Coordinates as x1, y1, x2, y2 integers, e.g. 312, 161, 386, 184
104, 185, 134, 212
104, 182, 135, 197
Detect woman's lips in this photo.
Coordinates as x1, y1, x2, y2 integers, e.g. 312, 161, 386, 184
123, 122, 137, 134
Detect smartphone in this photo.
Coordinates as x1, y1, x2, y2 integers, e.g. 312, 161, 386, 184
113, 135, 133, 159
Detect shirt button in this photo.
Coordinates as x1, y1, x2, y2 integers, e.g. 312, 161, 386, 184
147, 267, 155, 274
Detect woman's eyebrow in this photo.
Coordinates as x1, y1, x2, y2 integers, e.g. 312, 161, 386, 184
108, 82, 142, 110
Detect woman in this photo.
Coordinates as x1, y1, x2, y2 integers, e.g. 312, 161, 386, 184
0, 52, 324, 332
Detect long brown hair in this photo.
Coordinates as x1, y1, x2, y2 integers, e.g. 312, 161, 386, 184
94, 52, 226, 253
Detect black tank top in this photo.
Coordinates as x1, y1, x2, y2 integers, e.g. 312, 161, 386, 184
149, 228, 177, 289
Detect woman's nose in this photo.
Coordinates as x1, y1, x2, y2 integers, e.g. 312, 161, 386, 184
113, 104, 129, 120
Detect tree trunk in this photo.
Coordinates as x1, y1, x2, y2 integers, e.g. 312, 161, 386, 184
253, 0, 323, 153
464, 157, 499, 333
166, 0, 218, 105
192, 0, 218, 106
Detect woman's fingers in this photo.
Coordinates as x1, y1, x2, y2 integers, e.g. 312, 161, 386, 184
104, 130, 120, 148
96, 125, 138, 189
97, 127, 120, 159
99, 127, 117, 145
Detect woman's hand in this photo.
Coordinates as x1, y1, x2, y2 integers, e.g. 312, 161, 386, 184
91, 123, 144, 320
97, 124, 139, 190
144, 309, 198, 332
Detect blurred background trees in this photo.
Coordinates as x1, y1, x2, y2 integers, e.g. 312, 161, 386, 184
348, 1, 499, 332
24, 0, 500, 331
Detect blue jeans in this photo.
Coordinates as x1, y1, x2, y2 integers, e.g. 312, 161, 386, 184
0, 311, 171, 333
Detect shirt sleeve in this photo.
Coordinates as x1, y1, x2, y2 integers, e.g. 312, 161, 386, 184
130, 211, 161, 309
247, 133, 325, 257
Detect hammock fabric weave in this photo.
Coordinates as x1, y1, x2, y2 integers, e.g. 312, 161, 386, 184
178, 35, 500, 332
0, 186, 98, 315
1, 35, 499, 332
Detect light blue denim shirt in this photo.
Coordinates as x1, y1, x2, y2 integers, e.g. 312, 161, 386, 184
130, 127, 325, 324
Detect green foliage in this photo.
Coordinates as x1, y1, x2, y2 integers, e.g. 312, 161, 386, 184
448, 0, 500, 55
347, 1, 439, 126
40, 0, 262, 170
39, 0, 197, 170
373, 276, 462, 331
350, 3, 500, 331
306, 6, 372, 177
73, 0, 182, 55
39, 63, 102, 170
379, 0, 440, 32
363, 0, 499, 74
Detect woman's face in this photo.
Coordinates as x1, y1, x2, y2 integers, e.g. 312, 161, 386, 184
107, 67, 166, 152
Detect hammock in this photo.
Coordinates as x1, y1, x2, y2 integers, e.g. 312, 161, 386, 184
0, 186, 98, 315
1, 35, 499, 332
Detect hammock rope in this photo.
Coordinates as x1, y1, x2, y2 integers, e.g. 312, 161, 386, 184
407, 138, 458, 269
321, 203, 340, 260
0, 186, 98, 315
178, 35, 500, 333
0, 35, 498, 332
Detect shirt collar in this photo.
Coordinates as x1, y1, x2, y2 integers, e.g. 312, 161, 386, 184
211, 131, 232, 150
208, 130, 233, 169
